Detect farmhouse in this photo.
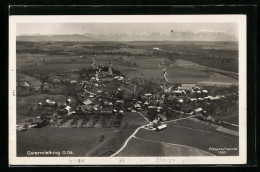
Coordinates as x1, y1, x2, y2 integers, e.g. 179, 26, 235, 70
156, 124, 167, 132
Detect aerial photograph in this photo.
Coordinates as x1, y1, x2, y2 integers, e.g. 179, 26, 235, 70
16, 22, 239, 157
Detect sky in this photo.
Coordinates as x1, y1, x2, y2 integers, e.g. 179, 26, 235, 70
16, 23, 238, 36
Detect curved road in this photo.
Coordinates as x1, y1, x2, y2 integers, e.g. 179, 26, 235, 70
91, 58, 96, 67
159, 63, 170, 83
163, 68, 170, 83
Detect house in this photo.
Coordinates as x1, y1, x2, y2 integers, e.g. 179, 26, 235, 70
44, 99, 57, 107
195, 107, 203, 113
134, 103, 141, 109
152, 118, 161, 128
65, 106, 71, 112
116, 100, 124, 104
181, 84, 196, 90
148, 106, 157, 109
156, 124, 167, 132
177, 98, 184, 103
145, 93, 152, 97
172, 90, 183, 97
83, 99, 93, 105
70, 80, 77, 84
202, 90, 208, 93
89, 95, 94, 98
66, 98, 72, 105
118, 76, 124, 81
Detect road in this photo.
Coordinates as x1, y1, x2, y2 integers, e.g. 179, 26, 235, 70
163, 68, 170, 83
158, 63, 170, 83
91, 58, 96, 67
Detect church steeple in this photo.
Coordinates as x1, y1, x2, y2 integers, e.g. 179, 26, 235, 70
108, 61, 113, 76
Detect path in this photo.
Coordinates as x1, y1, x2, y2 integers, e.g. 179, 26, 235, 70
84, 89, 97, 95
162, 115, 195, 124
220, 121, 239, 127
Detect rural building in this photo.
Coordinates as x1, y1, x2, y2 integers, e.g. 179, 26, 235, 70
156, 124, 167, 131
195, 107, 203, 113
44, 99, 57, 107
83, 99, 93, 105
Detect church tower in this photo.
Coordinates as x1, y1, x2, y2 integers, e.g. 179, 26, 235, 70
108, 61, 113, 76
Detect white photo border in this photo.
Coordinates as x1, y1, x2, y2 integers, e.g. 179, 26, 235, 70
9, 15, 247, 165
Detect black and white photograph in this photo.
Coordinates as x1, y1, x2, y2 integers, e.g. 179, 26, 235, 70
9, 15, 247, 165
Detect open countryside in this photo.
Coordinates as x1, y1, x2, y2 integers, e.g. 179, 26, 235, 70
16, 39, 239, 157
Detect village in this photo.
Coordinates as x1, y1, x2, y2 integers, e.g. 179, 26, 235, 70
16, 60, 239, 133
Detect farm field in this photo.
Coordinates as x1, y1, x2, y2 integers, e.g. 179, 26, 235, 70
125, 41, 238, 72
130, 118, 239, 156
17, 112, 148, 157
85, 112, 148, 156
17, 41, 238, 84
17, 127, 117, 157
212, 109, 239, 125
116, 137, 214, 157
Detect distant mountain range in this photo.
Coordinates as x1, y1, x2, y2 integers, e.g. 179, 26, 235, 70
17, 31, 237, 42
